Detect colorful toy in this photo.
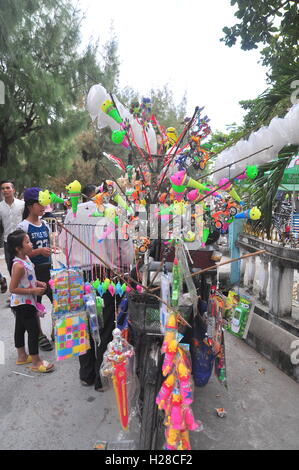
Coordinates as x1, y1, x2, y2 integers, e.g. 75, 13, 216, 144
101, 99, 123, 123
54, 312, 90, 361
38, 190, 65, 206
50, 267, 85, 316
65, 180, 82, 217
234, 206, 261, 220
111, 129, 130, 148
100, 328, 135, 430
169, 170, 211, 202
217, 178, 242, 204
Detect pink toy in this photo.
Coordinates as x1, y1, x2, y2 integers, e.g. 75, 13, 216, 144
186, 189, 199, 202
84, 284, 92, 294
36, 302, 46, 318
48, 279, 54, 290
162, 339, 178, 376
98, 224, 115, 243
108, 284, 115, 296
235, 170, 247, 180
218, 177, 231, 191
169, 170, 186, 186
170, 402, 184, 430
156, 374, 176, 410
184, 407, 200, 431
179, 379, 193, 405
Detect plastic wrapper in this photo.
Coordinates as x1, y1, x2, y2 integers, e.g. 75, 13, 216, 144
223, 291, 254, 339
213, 102, 299, 183
54, 311, 90, 361
100, 328, 138, 431
85, 297, 101, 348
86, 83, 158, 154
50, 267, 84, 316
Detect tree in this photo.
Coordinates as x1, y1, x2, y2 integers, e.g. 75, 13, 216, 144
221, 1, 299, 52
221, 1, 299, 233
0, 0, 106, 188
221, 0, 299, 125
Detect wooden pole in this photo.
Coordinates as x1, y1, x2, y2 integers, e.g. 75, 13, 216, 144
149, 249, 266, 293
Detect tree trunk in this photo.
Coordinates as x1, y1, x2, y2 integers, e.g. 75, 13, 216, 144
0, 139, 9, 167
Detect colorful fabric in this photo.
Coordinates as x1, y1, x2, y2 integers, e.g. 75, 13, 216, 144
54, 312, 90, 361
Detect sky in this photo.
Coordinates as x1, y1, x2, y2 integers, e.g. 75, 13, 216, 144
77, 0, 268, 133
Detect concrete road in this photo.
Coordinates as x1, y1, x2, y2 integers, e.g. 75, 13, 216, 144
0, 252, 299, 450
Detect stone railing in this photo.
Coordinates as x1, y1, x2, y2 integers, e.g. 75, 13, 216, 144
243, 221, 299, 248
236, 232, 299, 322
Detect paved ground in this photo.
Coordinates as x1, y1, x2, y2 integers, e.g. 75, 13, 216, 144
1, 250, 299, 450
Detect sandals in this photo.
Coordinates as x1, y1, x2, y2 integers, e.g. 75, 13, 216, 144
38, 334, 53, 351
0, 276, 7, 294
31, 360, 55, 373
16, 355, 32, 365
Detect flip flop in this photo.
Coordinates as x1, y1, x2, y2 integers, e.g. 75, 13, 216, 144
0, 277, 7, 293
31, 361, 55, 373
16, 355, 32, 365
38, 335, 53, 351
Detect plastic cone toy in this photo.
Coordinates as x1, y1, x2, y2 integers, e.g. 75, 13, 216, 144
49, 192, 65, 204
184, 175, 210, 193
101, 99, 123, 124
65, 180, 81, 218
228, 187, 242, 203
234, 207, 261, 220
202, 228, 210, 246
111, 130, 129, 148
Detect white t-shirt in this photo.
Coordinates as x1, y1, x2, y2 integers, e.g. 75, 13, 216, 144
0, 198, 24, 241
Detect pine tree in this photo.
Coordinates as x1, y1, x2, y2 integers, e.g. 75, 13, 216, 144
0, 0, 103, 188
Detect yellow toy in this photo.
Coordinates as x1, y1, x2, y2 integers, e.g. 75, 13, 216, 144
166, 127, 178, 148
65, 180, 81, 217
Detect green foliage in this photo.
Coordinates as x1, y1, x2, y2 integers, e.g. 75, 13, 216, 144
243, 146, 299, 235
221, 1, 299, 52
0, 0, 109, 190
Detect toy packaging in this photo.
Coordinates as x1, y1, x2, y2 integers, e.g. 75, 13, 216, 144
50, 267, 85, 316
50, 267, 90, 361
54, 312, 90, 361
223, 291, 254, 339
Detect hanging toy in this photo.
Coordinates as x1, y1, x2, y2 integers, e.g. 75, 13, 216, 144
169, 170, 210, 202
156, 373, 176, 410
217, 178, 243, 204
85, 297, 101, 347
101, 99, 123, 124
65, 180, 82, 218
166, 127, 179, 148
235, 165, 258, 182
234, 206, 261, 220
38, 190, 65, 206
111, 129, 130, 149
100, 328, 135, 430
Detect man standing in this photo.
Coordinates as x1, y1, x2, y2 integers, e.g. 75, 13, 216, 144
0, 180, 24, 274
